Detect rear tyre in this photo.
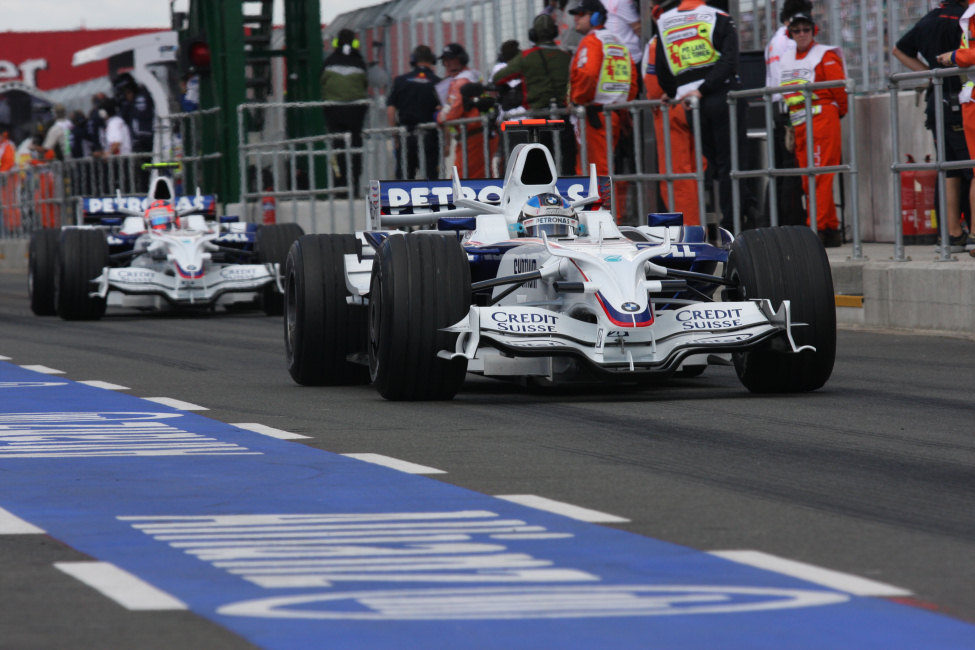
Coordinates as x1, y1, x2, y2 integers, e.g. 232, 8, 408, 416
724, 226, 835, 392
257, 222, 305, 315
55, 229, 109, 321
284, 234, 369, 385
29, 228, 60, 315
368, 234, 470, 401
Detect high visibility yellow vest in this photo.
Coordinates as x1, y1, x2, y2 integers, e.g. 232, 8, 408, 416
657, 5, 721, 91
779, 44, 837, 126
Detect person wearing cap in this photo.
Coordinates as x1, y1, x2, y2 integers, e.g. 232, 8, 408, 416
765, 0, 812, 226
387, 45, 442, 180
643, 0, 704, 224
567, 0, 638, 203
778, 12, 847, 247
436, 43, 495, 178
321, 29, 368, 192
654, 0, 752, 232
491, 14, 576, 174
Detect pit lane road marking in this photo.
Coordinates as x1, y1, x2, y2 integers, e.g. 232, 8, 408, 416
55, 561, 187, 611
19, 364, 64, 374
711, 550, 912, 597
143, 397, 209, 411
495, 495, 630, 523
0, 506, 45, 534
343, 453, 447, 474
79, 380, 130, 390
231, 422, 311, 440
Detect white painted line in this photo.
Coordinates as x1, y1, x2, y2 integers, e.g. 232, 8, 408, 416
143, 397, 209, 411
232, 422, 311, 440
0, 507, 45, 534
79, 380, 130, 390
710, 550, 913, 597
495, 494, 630, 523
20, 364, 64, 374
0, 355, 11, 360
343, 453, 446, 474
54, 561, 187, 610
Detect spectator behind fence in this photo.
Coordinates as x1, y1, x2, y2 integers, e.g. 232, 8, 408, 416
387, 44, 442, 180
915, 0, 975, 253
778, 12, 846, 247
321, 29, 368, 192
436, 43, 495, 179
99, 98, 133, 157
118, 76, 155, 154
42, 103, 73, 161
643, 0, 704, 224
0, 123, 17, 233
568, 0, 637, 221
654, 0, 755, 232
765, 0, 812, 226
492, 14, 576, 174
84, 92, 107, 158
69, 111, 87, 159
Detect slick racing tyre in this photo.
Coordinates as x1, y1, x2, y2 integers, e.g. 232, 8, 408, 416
29, 228, 60, 315
257, 222, 305, 316
55, 228, 109, 321
724, 226, 835, 392
368, 233, 471, 401
284, 234, 369, 386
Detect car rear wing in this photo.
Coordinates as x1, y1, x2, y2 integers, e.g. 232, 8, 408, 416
367, 177, 611, 230
76, 195, 217, 225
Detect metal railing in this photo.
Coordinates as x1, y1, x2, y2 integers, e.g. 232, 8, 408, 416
889, 67, 972, 263
728, 78, 862, 257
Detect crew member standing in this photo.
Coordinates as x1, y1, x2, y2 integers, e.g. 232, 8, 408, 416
778, 12, 846, 247
567, 0, 638, 219
321, 30, 369, 192
654, 0, 752, 231
765, 0, 812, 226
436, 43, 494, 178
492, 14, 575, 174
387, 45, 442, 180
643, 0, 704, 224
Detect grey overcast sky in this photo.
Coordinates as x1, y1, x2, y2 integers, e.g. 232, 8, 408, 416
1, 0, 380, 31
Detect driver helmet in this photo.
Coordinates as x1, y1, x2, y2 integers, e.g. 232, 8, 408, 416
145, 200, 177, 232
518, 193, 578, 238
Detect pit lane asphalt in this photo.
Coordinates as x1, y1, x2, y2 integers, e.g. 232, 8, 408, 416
1, 268, 974, 645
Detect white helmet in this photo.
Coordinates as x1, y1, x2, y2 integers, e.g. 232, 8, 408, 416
518, 193, 578, 238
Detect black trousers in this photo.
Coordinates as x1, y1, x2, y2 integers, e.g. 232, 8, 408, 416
395, 127, 440, 180
323, 106, 367, 191
698, 91, 753, 230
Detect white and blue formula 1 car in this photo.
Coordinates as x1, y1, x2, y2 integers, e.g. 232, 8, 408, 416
284, 128, 835, 400
28, 168, 303, 320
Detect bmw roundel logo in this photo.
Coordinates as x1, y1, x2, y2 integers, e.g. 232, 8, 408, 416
622, 302, 641, 312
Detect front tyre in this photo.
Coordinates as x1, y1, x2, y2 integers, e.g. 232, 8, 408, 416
724, 226, 835, 393
257, 222, 305, 315
55, 229, 108, 321
29, 228, 60, 315
284, 234, 369, 385
368, 234, 471, 401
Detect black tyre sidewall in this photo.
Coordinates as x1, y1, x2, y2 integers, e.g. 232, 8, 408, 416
258, 223, 305, 315
29, 228, 59, 315
55, 229, 108, 321
368, 234, 470, 401
285, 234, 368, 385
725, 226, 835, 392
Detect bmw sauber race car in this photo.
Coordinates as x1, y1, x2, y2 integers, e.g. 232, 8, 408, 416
284, 123, 835, 400
28, 166, 302, 319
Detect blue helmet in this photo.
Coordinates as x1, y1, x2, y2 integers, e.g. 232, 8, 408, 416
518, 193, 579, 238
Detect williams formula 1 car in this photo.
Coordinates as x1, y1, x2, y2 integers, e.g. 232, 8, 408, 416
29, 168, 302, 319
284, 125, 835, 400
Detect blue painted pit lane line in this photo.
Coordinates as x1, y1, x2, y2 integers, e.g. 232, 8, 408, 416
1, 362, 974, 650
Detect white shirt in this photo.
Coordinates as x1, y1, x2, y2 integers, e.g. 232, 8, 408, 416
765, 25, 796, 104
103, 115, 132, 155
603, 0, 642, 64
